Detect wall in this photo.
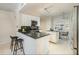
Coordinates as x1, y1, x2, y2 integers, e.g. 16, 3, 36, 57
0, 10, 16, 44
40, 16, 51, 31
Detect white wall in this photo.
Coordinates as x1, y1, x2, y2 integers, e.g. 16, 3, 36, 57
40, 16, 51, 31
0, 10, 16, 44
0, 10, 40, 45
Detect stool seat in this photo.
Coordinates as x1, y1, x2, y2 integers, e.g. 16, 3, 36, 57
17, 39, 23, 42
10, 36, 18, 39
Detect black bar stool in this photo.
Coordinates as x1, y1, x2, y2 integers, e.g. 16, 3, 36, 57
13, 38, 19, 55
10, 36, 18, 52
17, 38, 25, 55
13, 38, 25, 55
10, 36, 25, 55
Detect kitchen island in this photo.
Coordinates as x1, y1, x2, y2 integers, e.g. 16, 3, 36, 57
16, 31, 59, 55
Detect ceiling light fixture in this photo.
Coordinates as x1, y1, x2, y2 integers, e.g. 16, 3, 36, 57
43, 5, 53, 16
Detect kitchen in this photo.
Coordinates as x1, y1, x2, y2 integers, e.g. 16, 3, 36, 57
0, 3, 78, 55
16, 13, 59, 54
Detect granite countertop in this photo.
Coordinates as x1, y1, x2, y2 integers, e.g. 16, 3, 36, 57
20, 31, 49, 39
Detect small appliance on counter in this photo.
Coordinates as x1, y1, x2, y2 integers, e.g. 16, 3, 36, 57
18, 26, 31, 33
31, 20, 39, 32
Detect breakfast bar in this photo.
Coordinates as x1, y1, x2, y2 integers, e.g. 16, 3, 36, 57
16, 31, 59, 55
16, 31, 50, 54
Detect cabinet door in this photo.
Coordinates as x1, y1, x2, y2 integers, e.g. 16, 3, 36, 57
49, 35, 58, 43
46, 32, 59, 43
17, 32, 36, 54
36, 36, 49, 54
20, 14, 40, 26
21, 14, 31, 26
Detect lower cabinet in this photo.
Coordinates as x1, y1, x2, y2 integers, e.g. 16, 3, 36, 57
36, 36, 49, 54
45, 31, 59, 43
17, 32, 50, 54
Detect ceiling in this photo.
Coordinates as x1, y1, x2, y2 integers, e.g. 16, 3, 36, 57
0, 3, 21, 12
20, 3, 79, 16
0, 3, 79, 16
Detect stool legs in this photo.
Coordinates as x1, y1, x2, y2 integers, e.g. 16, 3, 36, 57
10, 39, 14, 52
13, 41, 18, 55
12, 40, 25, 55
10, 36, 25, 55
20, 42, 25, 55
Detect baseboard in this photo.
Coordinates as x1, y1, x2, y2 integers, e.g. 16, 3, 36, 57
0, 40, 10, 45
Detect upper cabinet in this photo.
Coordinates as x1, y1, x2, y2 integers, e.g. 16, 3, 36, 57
20, 14, 40, 26
21, 14, 31, 26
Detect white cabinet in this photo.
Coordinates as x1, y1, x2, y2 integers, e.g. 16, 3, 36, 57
20, 14, 40, 26
17, 32, 36, 54
17, 31, 59, 54
21, 14, 31, 26
17, 32, 50, 54
45, 31, 59, 43
36, 36, 49, 54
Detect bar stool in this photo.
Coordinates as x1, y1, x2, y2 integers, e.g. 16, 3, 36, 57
13, 38, 19, 55
10, 36, 18, 52
13, 38, 25, 55
10, 36, 25, 55
17, 38, 25, 55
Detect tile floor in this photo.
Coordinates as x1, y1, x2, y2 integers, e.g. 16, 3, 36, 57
0, 42, 11, 55
0, 39, 74, 55
48, 39, 74, 55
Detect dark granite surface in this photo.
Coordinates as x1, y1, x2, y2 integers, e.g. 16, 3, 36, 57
20, 31, 49, 39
